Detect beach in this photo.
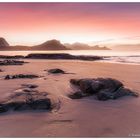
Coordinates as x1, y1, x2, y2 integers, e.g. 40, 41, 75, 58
0, 59, 140, 137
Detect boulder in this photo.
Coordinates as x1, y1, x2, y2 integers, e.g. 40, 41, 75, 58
69, 78, 138, 100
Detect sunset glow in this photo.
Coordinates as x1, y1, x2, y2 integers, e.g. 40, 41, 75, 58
0, 3, 140, 45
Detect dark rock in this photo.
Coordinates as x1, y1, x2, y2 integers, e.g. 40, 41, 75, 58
48, 68, 65, 74
25, 53, 103, 61
95, 78, 123, 92
112, 87, 138, 98
4, 74, 39, 80
21, 84, 38, 89
97, 87, 138, 101
69, 78, 138, 100
0, 90, 51, 113
0, 105, 8, 113
70, 79, 80, 86
0, 55, 24, 59
0, 59, 27, 66
97, 90, 115, 101
0, 69, 3, 72
68, 91, 85, 99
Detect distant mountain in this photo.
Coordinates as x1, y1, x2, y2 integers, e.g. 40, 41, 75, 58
110, 44, 140, 51
0, 38, 110, 51
65, 42, 110, 50
33, 39, 69, 50
0, 37, 9, 48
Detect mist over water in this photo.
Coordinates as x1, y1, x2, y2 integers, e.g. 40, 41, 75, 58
0, 50, 140, 64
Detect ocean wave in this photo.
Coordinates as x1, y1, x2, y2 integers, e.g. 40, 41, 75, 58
103, 56, 140, 64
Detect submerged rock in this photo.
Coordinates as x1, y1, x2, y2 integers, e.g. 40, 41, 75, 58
4, 74, 39, 80
69, 78, 138, 100
0, 59, 27, 66
48, 68, 65, 74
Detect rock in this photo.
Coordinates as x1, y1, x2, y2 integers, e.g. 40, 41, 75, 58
68, 91, 85, 99
4, 74, 39, 80
48, 68, 65, 74
112, 87, 138, 98
69, 78, 138, 100
97, 90, 115, 101
0, 55, 24, 59
21, 84, 38, 89
26, 53, 103, 61
0, 69, 3, 72
97, 87, 138, 101
95, 78, 123, 92
0, 59, 27, 66
0, 84, 52, 113
0, 105, 8, 113
0, 90, 51, 113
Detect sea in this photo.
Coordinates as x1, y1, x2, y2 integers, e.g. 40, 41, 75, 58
0, 50, 140, 65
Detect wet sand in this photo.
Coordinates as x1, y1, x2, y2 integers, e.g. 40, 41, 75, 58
0, 59, 140, 137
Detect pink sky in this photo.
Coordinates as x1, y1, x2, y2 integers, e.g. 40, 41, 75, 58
0, 3, 140, 45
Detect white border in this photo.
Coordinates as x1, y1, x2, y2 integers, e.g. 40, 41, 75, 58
0, 0, 139, 139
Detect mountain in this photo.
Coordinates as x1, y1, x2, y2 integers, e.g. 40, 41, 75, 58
0, 37, 9, 48
33, 39, 69, 50
110, 44, 140, 51
64, 42, 90, 50
65, 42, 110, 50
0, 38, 110, 51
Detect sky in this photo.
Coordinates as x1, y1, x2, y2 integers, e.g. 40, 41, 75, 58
0, 3, 140, 46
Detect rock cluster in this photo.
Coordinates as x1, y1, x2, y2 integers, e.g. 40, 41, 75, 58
0, 84, 51, 113
69, 78, 138, 100
5, 74, 39, 80
0, 59, 26, 66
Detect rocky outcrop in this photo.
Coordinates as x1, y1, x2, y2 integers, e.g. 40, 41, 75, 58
4, 74, 39, 80
69, 78, 138, 100
0, 60, 27, 66
26, 53, 102, 61
0, 84, 51, 113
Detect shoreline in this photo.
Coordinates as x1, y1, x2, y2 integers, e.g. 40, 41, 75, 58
0, 52, 140, 65
0, 58, 140, 137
